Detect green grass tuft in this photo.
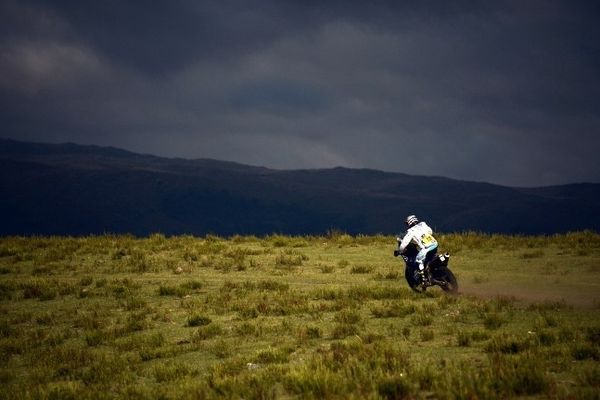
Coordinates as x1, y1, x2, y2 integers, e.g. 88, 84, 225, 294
186, 314, 212, 327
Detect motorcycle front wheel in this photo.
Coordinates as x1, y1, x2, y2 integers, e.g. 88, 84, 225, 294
404, 265, 426, 293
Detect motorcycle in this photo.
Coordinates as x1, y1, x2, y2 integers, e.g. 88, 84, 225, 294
394, 245, 458, 294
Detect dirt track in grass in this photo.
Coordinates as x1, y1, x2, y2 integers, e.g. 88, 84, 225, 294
458, 281, 600, 308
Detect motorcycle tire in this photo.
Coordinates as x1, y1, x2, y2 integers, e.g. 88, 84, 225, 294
432, 267, 458, 293
405, 265, 426, 293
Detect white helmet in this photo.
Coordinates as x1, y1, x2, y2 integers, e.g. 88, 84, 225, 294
405, 215, 419, 228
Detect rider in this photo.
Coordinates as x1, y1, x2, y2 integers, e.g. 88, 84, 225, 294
396, 215, 438, 283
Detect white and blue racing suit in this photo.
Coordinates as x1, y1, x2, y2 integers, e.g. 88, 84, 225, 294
398, 221, 438, 271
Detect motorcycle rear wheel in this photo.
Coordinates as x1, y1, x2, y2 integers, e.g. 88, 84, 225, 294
432, 267, 458, 293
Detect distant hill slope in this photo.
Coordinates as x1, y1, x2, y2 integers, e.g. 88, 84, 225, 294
1, 138, 599, 235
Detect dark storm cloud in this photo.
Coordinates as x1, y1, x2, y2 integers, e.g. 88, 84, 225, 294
1, 0, 599, 186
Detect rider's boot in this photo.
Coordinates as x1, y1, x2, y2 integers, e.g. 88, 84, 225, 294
416, 261, 426, 284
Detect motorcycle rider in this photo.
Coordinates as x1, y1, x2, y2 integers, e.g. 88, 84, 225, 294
395, 215, 438, 284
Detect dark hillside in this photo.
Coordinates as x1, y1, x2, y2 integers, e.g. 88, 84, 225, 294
1, 138, 598, 235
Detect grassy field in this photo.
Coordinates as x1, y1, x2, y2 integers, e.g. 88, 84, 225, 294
0, 232, 599, 399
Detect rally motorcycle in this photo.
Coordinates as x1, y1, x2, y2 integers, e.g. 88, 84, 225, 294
394, 244, 458, 294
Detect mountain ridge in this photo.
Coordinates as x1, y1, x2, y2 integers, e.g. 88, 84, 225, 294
1, 138, 598, 235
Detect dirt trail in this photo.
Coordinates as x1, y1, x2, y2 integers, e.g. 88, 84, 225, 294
458, 282, 599, 308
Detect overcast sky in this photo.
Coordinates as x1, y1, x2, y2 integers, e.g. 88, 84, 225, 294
1, 0, 599, 186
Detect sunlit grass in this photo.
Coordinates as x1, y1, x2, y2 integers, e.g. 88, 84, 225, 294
0, 232, 599, 398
